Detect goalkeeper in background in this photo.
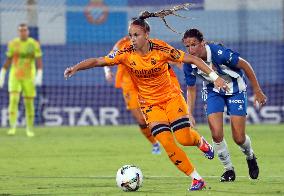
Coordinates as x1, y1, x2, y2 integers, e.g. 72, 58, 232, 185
0, 23, 43, 137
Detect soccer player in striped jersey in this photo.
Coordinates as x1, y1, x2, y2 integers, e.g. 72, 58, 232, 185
64, 15, 229, 191
0, 23, 43, 137
182, 28, 267, 182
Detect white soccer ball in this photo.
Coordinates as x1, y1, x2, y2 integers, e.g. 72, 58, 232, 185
116, 165, 143, 192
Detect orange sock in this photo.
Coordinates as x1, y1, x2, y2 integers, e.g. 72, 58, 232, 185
174, 127, 201, 146
155, 131, 194, 175
139, 125, 157, 145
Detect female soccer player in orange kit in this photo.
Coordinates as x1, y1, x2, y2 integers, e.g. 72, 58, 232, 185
64, 10, 229, 191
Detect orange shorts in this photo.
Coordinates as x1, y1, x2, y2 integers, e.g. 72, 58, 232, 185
122, 88, 139, 110
140, 94, 189, 124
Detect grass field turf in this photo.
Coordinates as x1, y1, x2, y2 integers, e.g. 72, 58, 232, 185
0, 124, 283, 195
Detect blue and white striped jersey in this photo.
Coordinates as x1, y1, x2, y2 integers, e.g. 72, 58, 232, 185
183, 43, 247, 95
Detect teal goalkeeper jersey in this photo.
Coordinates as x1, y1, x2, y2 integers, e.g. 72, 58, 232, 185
6, 37, 42, 80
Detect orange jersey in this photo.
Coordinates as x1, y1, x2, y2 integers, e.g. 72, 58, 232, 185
105, 39, 185, 105
112, 37, 134, 90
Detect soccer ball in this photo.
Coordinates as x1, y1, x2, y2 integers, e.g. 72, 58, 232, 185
116, 165, 143, 191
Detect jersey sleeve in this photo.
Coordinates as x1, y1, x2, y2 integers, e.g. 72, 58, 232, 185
158, 41, 185, 63
6, 41, 14, 58
183, 63, 196, 86
34, 41, 43, 58
211, 44, 240, 67
104, 49, 124, 66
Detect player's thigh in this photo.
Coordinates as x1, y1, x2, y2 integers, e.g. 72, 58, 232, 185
129, 108, 146, 125
206, 92, 226, 141
8, 77, 22, 93
207, 112, 224, 142
122, 89, 139, 110
206, 91, 226, 116
166, 94, 189, 124
165, 95, 193, 144
140, 104, 169, 136
22, 79, 36, 98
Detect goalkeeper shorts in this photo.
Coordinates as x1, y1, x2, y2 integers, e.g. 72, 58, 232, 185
9, 77, 36, 97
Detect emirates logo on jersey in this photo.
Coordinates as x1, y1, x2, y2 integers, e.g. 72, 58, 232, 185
130, 67, 161, 78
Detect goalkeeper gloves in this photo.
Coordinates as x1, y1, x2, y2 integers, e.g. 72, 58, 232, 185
0, 68, 7, 88
35, 69, 43, 86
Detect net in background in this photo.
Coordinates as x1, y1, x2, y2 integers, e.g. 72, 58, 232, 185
0, 0, 283, 127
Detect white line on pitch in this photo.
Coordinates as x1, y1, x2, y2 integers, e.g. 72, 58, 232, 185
0, 175, 283, 179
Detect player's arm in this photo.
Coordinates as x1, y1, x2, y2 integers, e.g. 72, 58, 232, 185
34, 41, 44, 86
0, 40, 14, 88
64, 57, 108, 79
183, 63, 197, 127
183, 53, 229, 91
187, 85, 197, 127
0, 57, 12, 88
187, 85, 196, 114
237, 57, 267, 107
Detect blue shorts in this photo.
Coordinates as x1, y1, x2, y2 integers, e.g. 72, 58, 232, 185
205, 91, 247, 116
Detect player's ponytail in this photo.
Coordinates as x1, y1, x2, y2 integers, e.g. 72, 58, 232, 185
134, 3, 192, 34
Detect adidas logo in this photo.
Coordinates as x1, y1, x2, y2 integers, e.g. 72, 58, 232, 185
178, 108, 183, 112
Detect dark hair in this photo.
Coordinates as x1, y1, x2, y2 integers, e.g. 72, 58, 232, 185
18, 23, 28, 28
182, 28, 204, 42
130, 17, 151, 33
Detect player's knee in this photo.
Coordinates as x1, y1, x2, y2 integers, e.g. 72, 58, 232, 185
174, 127, 192, 146
233, 136, 246, 145
151, 124, 172, 148
9, 95, 20, 104
138, 124, 148, 129
212, 136, 223, 143
211, 131, 224, 143
136, 117, 146, 125
170, 118, 191, 145
8, 95, 20, 111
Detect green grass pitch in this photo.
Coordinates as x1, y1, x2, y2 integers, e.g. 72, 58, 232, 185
0, 124, 283, 195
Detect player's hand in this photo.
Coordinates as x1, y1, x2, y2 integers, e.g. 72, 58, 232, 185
105, 71, 114, 83
35, 69, 43, 86
214, 77, 229, 92
254, 89, 267, 109
64, 66, 77, 80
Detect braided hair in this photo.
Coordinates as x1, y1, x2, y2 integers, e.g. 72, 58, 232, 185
130, 3, 192, 34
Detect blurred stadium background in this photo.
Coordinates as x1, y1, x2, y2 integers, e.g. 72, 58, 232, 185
0, 0, 283, 127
